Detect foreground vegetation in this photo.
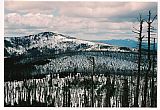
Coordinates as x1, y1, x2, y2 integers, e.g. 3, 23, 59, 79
4, 72, 157, 107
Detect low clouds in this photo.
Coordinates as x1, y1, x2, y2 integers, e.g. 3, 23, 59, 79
5, 1, 157, 40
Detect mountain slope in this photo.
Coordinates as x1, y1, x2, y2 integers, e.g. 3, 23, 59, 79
4, 32, 134, 58
5, 32, 150, 80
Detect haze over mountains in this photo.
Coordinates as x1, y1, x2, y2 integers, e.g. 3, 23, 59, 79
97, 39, 157, 50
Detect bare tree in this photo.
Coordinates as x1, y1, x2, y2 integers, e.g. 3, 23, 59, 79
122, 79, 129, 107
143, 11, 157, 107
151, 37, 156, 107
88, 57, 95, 107
132, 14, 144, 107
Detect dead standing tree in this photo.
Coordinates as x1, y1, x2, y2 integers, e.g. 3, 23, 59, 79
143, 11, 157, 107
132, 14, 144, 107
88, 57, 95, 107
151, 38, 156, 107
122, 78, 129, 107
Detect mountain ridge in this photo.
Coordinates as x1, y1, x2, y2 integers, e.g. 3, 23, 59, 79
5, 32, 135, 58
96, 39, 157, 50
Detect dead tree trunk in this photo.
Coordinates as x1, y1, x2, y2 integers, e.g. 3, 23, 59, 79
88, 57, 95, 107
143, 11, 157, 107
122, 79, 129, 107
68, 80, 71, 107
91, 57, 95, 107
151, 38, 156, 107
132, 14, 144, 107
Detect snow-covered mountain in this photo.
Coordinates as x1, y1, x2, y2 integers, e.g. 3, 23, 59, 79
4, 32, 134, 58
5, 32, 149, 80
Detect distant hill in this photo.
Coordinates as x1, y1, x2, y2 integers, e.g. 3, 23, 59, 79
96, 39, 157, 50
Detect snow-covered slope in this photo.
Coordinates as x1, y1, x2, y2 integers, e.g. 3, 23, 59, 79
35, 54, 140, 74
4, 32, 142, 78
4, 32, 134, 58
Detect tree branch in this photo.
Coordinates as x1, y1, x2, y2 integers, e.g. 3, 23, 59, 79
151, 15, 157, 23
142, 35, 145, 39
132, 30, 140, 34
133, 26, 140, 32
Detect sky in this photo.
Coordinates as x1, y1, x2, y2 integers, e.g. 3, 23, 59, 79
4, 1, 157, 40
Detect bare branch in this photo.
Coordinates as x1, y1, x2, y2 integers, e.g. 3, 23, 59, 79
139, 13, 142, 20
137, 17, 140, 22
142, 35, 145, 39
133, 26, 140, 32
150, 26, 155, 28
144, 19, 149, 24
150, 30, 156, 33
150, 37, 157, 39
150, 34, 156, 35
135, 37, 140, 38
132, 30, 140, 34
151, 29, 157, 31
151, 15, 157, 23
150, 27, 157, 30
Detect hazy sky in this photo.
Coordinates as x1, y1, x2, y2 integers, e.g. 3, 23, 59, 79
4, 1, 157, 40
